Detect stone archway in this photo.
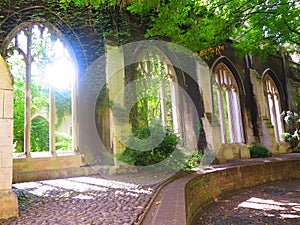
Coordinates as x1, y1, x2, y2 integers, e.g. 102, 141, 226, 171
0, 55, 18, 219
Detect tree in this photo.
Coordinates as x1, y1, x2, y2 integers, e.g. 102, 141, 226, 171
60, 0, 300, 58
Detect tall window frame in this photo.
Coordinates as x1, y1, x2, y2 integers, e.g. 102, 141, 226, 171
133, 50, 181, 135
212, 63, 244, 144
5, 22, 77, 157
263, 74, 284, 142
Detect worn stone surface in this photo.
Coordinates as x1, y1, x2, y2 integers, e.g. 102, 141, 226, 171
0, 168, 13, 190
0, 55, 16, 219
0, 171, 170, 225
0, 191, 18, 219
1, 146, 13, 168
0, 119, 13, 146
0, 90, 3, 118
0, 57, 12, 90
3, 91, 13, 119
193, 179, 300, 225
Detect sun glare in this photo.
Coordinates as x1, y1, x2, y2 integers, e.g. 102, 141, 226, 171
46, 40, 76, 89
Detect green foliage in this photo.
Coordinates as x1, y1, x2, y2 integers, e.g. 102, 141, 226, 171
56, 132, 72, 151
115, 126, 183, 170
30, 117, 50, 152
249, 142, 272, 158
15, 189, 31, 210
282, 110, 300, 151
183, 151, 202, 170
64, 0, 300, 58
55, 90, 72, 129
148, 0, 298, 57
283, 131, 300, 152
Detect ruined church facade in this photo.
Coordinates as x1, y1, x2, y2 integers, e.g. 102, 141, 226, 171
0, 0, 299, 218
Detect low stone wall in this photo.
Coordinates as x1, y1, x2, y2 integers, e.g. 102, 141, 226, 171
185, 157, 300, 225
13, 153, 90, 183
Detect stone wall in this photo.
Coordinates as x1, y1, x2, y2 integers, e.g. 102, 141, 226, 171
186, 157, 300, 225
0, 56, 18, 219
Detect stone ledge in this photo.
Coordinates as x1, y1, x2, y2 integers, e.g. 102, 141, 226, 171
13, 153, 83, 173
13, 154, 90, 183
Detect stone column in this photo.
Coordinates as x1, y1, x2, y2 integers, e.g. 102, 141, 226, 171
196, 63, 223, 161
106, 44, 126, 167
0, 56, 18, 219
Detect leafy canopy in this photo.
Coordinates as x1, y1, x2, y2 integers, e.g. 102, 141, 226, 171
60, 0, 300, 58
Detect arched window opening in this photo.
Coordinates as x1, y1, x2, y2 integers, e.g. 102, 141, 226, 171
5, 23, 76, 157
131, 52, 180, 135
213, 63, 244, 144
263, 75, 284, 142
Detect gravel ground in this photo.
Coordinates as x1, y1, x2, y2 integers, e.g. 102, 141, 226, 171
0, 171, 173, 225
193, 179, 300, 225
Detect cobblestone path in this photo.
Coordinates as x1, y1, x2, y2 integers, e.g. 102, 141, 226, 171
0, 172, 172, 225
193, 179, 300, 225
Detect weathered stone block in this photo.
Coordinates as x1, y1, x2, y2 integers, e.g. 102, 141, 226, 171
0, 191, 18, 219
222, 145, 234, 160
240, 145, 251, 159
0, 168, 12, 190
0, 119, 13, 146
0, 90, 3, 118
0, 145, 13, 168
277, 142, 290, 154
4, 91, 13, 119
0, 57, 13, 90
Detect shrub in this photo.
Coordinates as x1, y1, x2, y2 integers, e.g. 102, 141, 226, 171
115, 125, 186, 171
249, 142, 272, 158
183, 151, 202, 170
283, 129, 300, 152
56, 132, 72, 151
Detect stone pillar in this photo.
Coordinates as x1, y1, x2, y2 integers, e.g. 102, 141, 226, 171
106, 44, 126, 166
262, 116, 280, 155
196, 62, 223, 161
249, 69, 264, 143
0, 56, 18, 219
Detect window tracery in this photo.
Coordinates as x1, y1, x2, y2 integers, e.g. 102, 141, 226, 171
5, 22, 76, 156
263, 75, 284, 142
213, 63, 244, 143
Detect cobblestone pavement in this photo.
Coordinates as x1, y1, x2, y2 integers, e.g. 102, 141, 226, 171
0, 171, 173, 225
193, 179, 300, 225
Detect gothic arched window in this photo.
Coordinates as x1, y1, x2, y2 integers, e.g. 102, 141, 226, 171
212, 63, 244, 143
132, 51, 180, 135
263, 74, 284, 142
5, 22, 76, 156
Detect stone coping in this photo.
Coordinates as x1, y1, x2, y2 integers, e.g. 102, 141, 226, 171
140, 153, 300, 225
12, 152, 86, 183
13, 151, 77, 158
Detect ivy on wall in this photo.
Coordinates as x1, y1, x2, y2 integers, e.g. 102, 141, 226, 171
0, 0, 143, 75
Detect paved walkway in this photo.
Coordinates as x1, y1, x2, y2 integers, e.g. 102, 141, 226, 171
140, 153, 300, 225
0, 171, 172, 225
193, 178, 300, 225
0, 153, 299, 225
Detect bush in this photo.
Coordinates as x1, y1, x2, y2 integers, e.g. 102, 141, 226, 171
56, 132, 72, 151
115, 126, 186, 171
249, 142, 272, 158
183, 151, 202, 170
283, 130, 300, 151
